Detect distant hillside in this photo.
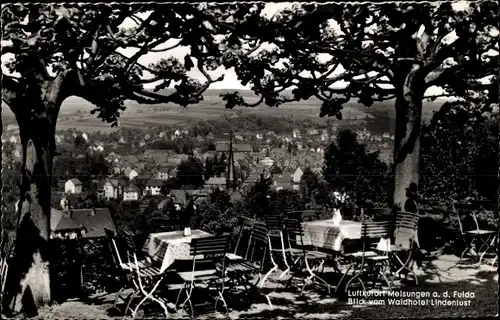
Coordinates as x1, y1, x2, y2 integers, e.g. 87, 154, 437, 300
2, 90, 447, 133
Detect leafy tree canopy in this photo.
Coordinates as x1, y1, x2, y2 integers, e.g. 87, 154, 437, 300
1, 3, 266, 124
219, 2, 497, 114
323, 130, 391, 206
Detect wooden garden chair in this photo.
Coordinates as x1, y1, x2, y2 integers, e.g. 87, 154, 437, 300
283, 217, 332, 294
341, 221, 393, 292
262, 215, 300, 282
391, 212, 420, 284
175, 235, 231, 319
121, 230, 170, 319
232, 216, 256, 259
224, 219, 264, 292
104, 227, 137, 314
453, 203, 497, 265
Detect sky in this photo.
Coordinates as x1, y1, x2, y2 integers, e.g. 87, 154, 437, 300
116, 2, 292, 90
1, 1, 492, 98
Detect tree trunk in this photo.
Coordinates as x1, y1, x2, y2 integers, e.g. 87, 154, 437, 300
4, 106, 57, 315
393, 77, 424, 211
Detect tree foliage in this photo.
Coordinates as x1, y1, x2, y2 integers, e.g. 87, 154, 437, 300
219, 2, 498, 112
420, 101, 498, 202
323, 130, 391, 206
176, 156, 204, 188
1, 3, 269, 124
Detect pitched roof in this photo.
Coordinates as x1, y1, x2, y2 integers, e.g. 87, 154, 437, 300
205, 177, 227, 185
70, 208, 116, 238
272, 182, 294, 191
273, 174, 291, 184
105, 178, 127, 188
51, 208, 80, 232
124, 184, 140, 193
216, 143, 252, 152
169, 189, 187, 205
68, 178, 82, 185
146, 179, 163, 187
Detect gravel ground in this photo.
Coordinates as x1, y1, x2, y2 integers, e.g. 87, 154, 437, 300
32, 255, 497, 319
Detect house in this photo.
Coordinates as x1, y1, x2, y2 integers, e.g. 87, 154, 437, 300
129, 169, 139, 180
316, 147, 324, 154
65, 178, 82, 194
256, 133, 264, 140
123, 184, 140, 201
320, 132, 329, 142
70, 208, 117, 238
123, 167, 139, 180
174, 129, 181, 136
119, 137, 126, 144
259, 156, 274, 167
103, 178, 126, 199
307, 129, 318, 135
51, 208, 81, 239
9, 136, 18, 144
311, 166, 323, 177
206, 132, 215, 139
144, 133, 151, 141
157, 165, 172, 180
292, 167, 304, 184
123, 167, 133, 177
234, 133, 244, 141
181, 129, 189, 135
382, 132, 391, 139
168, 167, 179, 178
144, 179, 163, 196
267, 131, 276, 137
272, 174, 293, 192
204, 177, 227, 190
159, 132, 167, 138
95, 145, 104, 152
50, 207, 117, 239
169, 189, 189, 207
292, 129, 301, 138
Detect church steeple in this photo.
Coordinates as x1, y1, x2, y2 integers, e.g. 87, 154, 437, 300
227, 131, 236, 190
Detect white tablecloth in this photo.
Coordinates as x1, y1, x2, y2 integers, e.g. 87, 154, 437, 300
142, 229, 212, 272
300, 220, 362, 252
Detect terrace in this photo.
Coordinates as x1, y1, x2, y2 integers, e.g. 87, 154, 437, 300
5, 209, 496, 320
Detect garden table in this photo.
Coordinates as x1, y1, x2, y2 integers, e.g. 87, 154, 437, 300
300, 220, 362, 252
142, 229, 213, 273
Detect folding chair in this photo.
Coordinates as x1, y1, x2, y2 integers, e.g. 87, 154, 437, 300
224, 218, 263, 291
262, 215, 299, 282
104, 228, 137, 314
283, 217, 332, 294
389, 212, 420, 285
232, 216, 256, 259
121, 230, 169, 319
453, 203, 497, 265
341, 221, 393, 292
176, 235, 231, 319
